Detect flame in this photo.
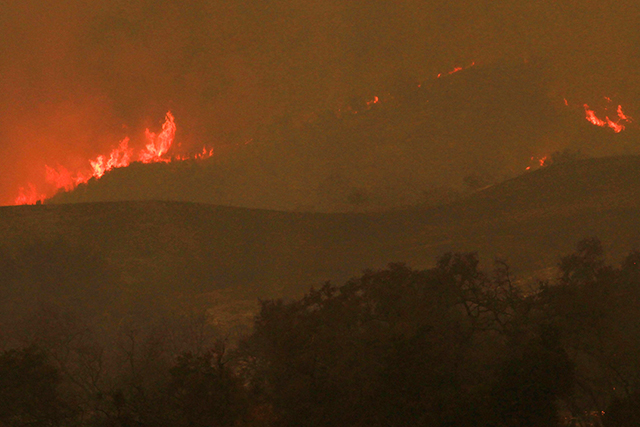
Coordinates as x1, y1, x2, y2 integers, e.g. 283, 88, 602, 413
90, 137, 133, 178
366, 96, 379, 106
617, 105, 631, 122
194, 147, 214, 160
14, 111, 214, 205
525, 155, 549, 171
584, 105, 607, 127
582, 98, 632, 133
437, 61, 475, 78
606, 117, 625, 133
15, 184, 45, 205
139, 111, 176, 163
45, 165, 87, 191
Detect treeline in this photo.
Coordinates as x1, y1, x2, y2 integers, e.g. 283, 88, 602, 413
2, 238, 640, 426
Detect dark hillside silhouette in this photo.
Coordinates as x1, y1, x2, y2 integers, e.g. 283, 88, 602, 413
1, 239, 637, 425
5, 156, 640, 304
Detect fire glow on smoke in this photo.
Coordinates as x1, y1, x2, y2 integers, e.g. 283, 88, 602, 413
12, 63, 635, 205
15, 112, 213, 205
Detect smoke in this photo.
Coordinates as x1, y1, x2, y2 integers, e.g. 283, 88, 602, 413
1, 0, 639, 205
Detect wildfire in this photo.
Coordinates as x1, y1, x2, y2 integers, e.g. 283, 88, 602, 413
582, 99, 632, 133
336, 61, 476, 117
139, 111, 176, 163
15, 184, 45, 206
525, 155, 549, 171
90, 137, 133, 178
14, 111, 214, 205
366, 96, 379, 107
437, 61, 475, 78
194, 147, 215, 160
617, 105, 630, 121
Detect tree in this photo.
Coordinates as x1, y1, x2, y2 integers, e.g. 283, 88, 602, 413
242, 259, 560, 426
490, 325, 574, 427
165, 343, 248, 427
0, 346, 75, 426
538, 238, 640, 423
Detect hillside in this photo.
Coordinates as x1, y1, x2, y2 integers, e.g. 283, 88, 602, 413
4, 156, 640, 299
392, 155, 640, 274
44, 61, 638, 212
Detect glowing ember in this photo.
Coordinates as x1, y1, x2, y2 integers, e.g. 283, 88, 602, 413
366, 96, 379, 106
14, 111, 214, 205
526, 155, 549, 171
194, 147, 214, 160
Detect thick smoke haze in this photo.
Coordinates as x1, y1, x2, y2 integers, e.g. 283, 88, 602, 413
1, 0, 639, 206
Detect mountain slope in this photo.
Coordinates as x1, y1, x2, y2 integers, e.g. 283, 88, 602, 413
45, 61, 638, 212
4, 156, 640, 299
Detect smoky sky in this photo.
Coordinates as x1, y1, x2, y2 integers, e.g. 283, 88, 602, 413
1, 0, 639, 206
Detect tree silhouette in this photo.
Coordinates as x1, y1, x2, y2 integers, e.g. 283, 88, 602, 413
0, 346, 75, 426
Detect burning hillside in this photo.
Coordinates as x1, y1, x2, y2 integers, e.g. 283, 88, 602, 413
15, 112, 213, 205
14, 61, 640, 211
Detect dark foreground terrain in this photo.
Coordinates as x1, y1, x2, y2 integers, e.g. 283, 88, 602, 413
2, 156, 640, 425
0, 236, 638, 426
4, 155, 640, 296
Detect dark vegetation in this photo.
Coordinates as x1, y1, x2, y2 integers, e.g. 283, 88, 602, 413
8, 156, 640, 298
1, 238, 639, 425
4, 158, 640, 425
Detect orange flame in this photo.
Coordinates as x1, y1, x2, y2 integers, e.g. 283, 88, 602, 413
14, 111, 214, 205
194, 147, 214, 160
606, 117, 625, 133
584, 105, 607, 127
437, 61, 475, 78
139, 111, 176, 163
525, 155, 549, 171
15, 184, 45, 205
617, 105, 631, 122
582, 99, 632, 133
45, 165, 87, 191
366, 96, 379, 106
90, 137, 133, 178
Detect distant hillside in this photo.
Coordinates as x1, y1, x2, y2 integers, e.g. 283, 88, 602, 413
6, 156, 640, 301
46, 62, 638, 212
3, 155, 640, 342
395, 155, 640, 273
